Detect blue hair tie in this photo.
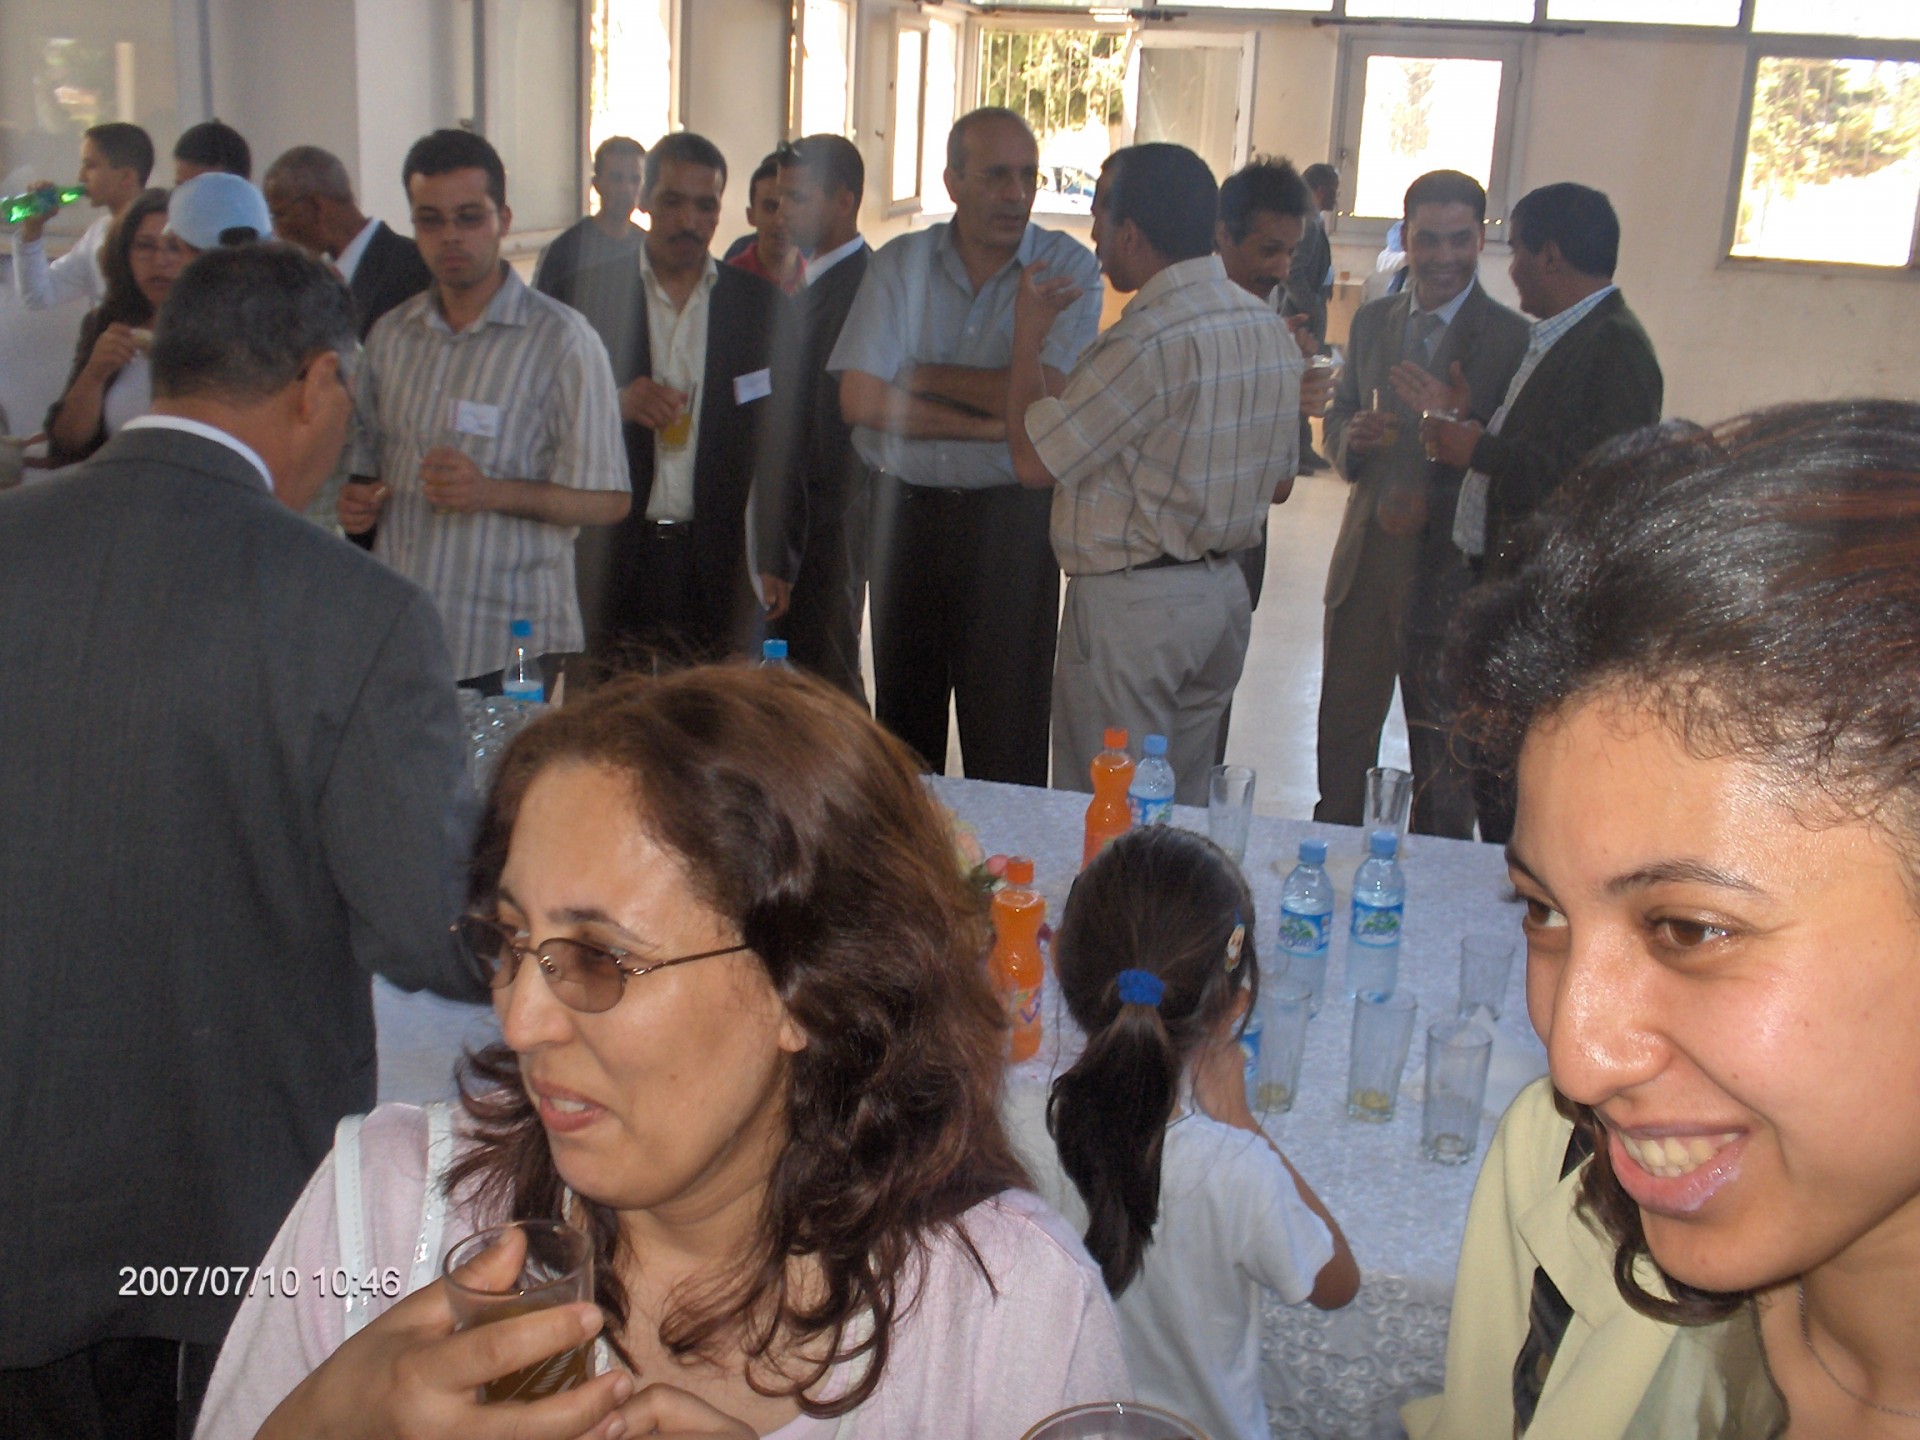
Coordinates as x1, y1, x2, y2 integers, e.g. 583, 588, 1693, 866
1116, 968, 1165, 1008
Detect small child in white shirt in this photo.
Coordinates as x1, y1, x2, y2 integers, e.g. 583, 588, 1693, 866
1005, 825, 1359, 1440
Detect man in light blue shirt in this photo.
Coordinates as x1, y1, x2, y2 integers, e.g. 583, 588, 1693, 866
830, 107, 1101, 785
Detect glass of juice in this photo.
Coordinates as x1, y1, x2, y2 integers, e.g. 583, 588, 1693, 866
443, 1219, 595, 1402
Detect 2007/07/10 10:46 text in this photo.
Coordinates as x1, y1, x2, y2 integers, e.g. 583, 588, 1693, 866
117, 1265, 405, 1299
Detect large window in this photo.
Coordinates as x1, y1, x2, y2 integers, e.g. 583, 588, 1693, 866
1730, 52, 1920, 267
589, 0, 675, 158
792, 0, 851, 139
887, 9, 962, 210
1332, 34, 1524, 241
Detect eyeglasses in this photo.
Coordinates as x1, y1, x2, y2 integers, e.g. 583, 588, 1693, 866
452, 914, 749, 1014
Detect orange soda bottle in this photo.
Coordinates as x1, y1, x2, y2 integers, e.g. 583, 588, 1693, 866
990, 856, 1046, 1063
1082, 727, 1135, 869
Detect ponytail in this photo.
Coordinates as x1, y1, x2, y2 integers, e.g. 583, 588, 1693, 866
1045, 828, 1256, 1298
1048, 974, 1178, 1294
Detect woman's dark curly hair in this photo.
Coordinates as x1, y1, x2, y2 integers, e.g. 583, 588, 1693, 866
445, 665, 1027, 1414
1450, 398, 1920, 1325
98, 187, 170, 328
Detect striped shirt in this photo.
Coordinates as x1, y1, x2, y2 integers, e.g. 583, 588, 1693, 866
1453, 284, 1617, 557
828, 221, 1103, 490
1025, 255, 1301, 577
349, 266, 628, 679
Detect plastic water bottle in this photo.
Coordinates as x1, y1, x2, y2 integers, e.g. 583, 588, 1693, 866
1238, 1004, 1263, 1112
1128, 734, 1176, 828
759, 638, 793, 669
1082, 726, 1134, 868
1278, 838, 1335, 1016
1347, 829, 1405, 998
502, 618, 544, 705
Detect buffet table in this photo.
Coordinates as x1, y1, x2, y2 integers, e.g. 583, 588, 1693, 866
372, 775, 1545, 1440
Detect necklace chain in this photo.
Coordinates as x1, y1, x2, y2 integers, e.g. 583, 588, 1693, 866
1798, 1281, 1920, 1422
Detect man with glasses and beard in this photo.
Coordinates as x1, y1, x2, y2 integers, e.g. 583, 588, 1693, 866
0, 244, 482, 1439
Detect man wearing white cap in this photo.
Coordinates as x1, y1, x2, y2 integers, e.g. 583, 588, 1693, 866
163, 171, 272, 258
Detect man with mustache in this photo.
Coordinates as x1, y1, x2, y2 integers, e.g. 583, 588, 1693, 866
338, 129, 630, 690
578, 131, 790, 663
1314, 169, 1528, 839
831, 108, 1101, 785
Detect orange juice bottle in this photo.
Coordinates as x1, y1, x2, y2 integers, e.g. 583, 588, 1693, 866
990, 857, 1046, 1063
1082, 728, 1135, 869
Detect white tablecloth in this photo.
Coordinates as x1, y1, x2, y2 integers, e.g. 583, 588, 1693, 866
373, 774, 1545, 1440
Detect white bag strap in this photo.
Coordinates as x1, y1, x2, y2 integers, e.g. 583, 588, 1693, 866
409, 1102, 456, 1296
332, 1113, 374, 1339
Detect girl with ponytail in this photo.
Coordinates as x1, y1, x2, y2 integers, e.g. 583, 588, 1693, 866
1004, 825, 1357, 1440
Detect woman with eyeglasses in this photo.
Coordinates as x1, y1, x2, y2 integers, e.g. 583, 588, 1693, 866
195, 666, 1128, 1439
1405, 401, 1920, 1438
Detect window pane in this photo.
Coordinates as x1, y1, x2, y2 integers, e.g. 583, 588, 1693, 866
892, 29, 923, 202
1733, 55, 1920, 265
978, 29, 1127, 216
1346, 0, 1533, 21
1753, 0, 1920, 40
1137, 46, 1242, 183
799, 0, 850, 137
1351, 55, 1503, 220
1547, 0, 1739, 22
920, 20, 959, 210
590, 0, 673, 158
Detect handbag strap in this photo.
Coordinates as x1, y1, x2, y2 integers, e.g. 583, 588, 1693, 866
334, 1103, 458, 1340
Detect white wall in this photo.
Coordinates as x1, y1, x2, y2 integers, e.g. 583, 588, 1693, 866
679, 0, 790, 220
205, 0, 359, 187
353, 0, 462, 229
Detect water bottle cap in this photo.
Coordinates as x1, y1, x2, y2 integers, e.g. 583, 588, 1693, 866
509, 619, 533, 638
1368, 829, 1399, 858
1299, 838, 1327, 865
1143, 733, 1168, 756
1004, 856, 1034, 886
1103, 726, 1128, 751
762, 638, 788, 659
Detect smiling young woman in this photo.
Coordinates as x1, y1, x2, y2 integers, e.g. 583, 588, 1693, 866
1406, 401, 1920, 1440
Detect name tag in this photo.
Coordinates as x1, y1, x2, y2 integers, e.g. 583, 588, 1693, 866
733, 369, 772, 405
449, 400, 503, 438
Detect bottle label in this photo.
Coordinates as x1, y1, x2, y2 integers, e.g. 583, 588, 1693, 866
1011, 984, 1041, 1028
502, 681, 544, 705
1129, 794, 1173, 828
1351, 900, 1403, 947
1278, 907, 1329, 956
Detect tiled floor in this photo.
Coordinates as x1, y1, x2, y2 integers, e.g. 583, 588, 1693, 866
894, 468, 1411, 820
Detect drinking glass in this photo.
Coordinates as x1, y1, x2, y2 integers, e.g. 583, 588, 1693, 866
1254, 977, 1313, 1116
1459, 931, 1518, 1020
1021, 1401, 1206, 1440
1423, 1019, 1494, 1164
1364, 766, 1413, 843
1347, 990, 1417, 1123
658, 375, 697, 453
1421, 406, 1461, 461
442, 1220, 595, 1403
1207, 764, 1256, 864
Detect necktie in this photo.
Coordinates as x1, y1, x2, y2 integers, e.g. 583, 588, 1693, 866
1406, 310, 1444, 363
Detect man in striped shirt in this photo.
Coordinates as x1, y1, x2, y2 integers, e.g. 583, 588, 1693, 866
1008, 143, 1301, 804
339, 129, 629, 687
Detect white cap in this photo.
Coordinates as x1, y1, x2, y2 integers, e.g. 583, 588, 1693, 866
165, 173, 273, 251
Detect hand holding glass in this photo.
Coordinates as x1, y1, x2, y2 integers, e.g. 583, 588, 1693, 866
442, 1220, 595, 1403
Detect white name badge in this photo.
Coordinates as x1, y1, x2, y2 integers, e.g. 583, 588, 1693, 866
449, 400, 503, 438
733, 369, 772, 405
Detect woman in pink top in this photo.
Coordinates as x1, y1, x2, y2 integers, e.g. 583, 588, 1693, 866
197, 667, 1128, 1440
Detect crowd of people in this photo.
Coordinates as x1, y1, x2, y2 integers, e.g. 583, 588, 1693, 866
5, 95, 1919, 1440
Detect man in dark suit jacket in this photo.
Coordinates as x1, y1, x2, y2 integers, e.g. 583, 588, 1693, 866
0, 246, 479, 1438
582, 132, 788, 665
765, 134, 872, 701
264, 145, 431, 338
1421, 181, 1663, 838
1318, 172, 1530, 838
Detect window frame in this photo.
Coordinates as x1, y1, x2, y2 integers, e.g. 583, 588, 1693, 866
887, 6, 968, 219
1328, 27, 1531, 246
1720, 33, 1920, 274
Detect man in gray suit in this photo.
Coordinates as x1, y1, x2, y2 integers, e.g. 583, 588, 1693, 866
0, 244, 481, 1438
1315, 171, 1528, 838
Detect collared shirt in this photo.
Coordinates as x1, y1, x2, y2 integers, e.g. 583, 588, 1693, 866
804, 233, 865, 284
1406, 276, 1477, 361
348, 265, 628, 679
12, 212, 110, 310
828, 221, 1103, 490
123, 413, 274, 492
333, 216, 381, 284
1025, 254, 1300, 577
639, 245, 718, 522
1453, 284, 1618, 557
